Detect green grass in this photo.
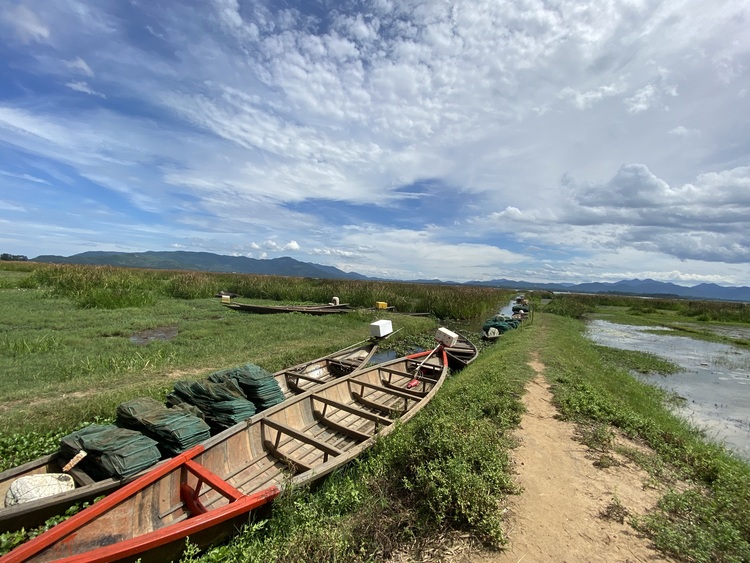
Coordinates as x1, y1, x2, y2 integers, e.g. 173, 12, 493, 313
7, 262, 513, 320
536, 312, 750, 562
187, 322, 536, 562
0, 287, 437, 437
3, 264, 750, 562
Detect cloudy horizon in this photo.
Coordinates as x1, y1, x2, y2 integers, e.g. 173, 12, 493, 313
1, 0, 748, 287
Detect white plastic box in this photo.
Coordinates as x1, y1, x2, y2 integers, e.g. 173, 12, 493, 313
369, 319, 393, 338
435, 327, 458, 347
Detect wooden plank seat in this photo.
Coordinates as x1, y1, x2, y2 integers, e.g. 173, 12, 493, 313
348, 379, 423, 402
311, 395, 393, 426
351, 392, 404, 416
377, 366, 418, 379
262, 419, 343, 474
312, 411, 371, 441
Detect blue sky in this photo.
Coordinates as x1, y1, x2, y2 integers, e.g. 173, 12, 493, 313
0, 0, 748, 285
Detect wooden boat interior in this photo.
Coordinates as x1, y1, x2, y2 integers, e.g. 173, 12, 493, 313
10, 350, 446, 563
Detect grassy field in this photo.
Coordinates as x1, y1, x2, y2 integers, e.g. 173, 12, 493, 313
2, 265, 749, 562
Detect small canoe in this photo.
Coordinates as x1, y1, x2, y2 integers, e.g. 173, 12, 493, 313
0, 340, 381, 534
443, 332, 479, 370
1, 345, 448, 563
222, 302, 352, 315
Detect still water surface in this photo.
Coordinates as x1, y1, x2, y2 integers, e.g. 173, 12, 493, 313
586, 320, 750, 462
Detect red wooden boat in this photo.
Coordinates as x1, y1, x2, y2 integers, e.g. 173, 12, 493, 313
1, 343, 448, 563
0, 339, 381, 534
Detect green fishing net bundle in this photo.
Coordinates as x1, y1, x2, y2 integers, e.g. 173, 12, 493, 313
59, 424, 161, 480
208, 363, 286, 411
167, 379, 256, 430
116, 397, 211, 456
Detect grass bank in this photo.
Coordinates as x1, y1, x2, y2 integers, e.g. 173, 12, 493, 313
186, 317, 538, 562
536, 312, 750, 563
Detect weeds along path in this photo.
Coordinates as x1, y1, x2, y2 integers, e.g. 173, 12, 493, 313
471, 353, 673, 563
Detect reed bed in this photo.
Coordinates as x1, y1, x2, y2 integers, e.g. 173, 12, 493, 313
542, 292, 750, 323
6, 262, 511, 320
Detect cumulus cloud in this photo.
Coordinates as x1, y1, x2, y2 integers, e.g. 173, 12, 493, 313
0, 0, 749, 284
559, 164, 750, 264
258, 240, 301, 252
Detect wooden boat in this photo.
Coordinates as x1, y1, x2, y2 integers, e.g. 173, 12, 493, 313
443, 332, 479, 370
0, 339, 382, 534
223, 302, 352, 315
1, 344, 448, 563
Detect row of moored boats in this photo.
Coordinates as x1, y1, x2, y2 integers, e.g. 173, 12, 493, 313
0, 322, 478, 563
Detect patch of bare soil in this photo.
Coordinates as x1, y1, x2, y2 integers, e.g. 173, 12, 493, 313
469, 357, 674, 563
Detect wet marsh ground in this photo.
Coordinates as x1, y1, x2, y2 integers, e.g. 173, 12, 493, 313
587, 311, 750, 462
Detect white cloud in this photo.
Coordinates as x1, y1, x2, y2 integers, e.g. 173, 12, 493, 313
258, 240, 301, 252
310, 248, 356, 258
624, 84, 656, 113
65, 57, 94, 77
65, 81, 106, 98
560, 82, 626, 110
1, 0, 749, 285
0, 169, 50, 185
1, 4, 49, 43
669, 125, 699, 137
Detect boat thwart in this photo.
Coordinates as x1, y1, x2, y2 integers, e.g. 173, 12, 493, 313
1, 339, 448, 563
0, 337, 383, 534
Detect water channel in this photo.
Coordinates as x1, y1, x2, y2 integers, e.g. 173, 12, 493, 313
586, 320, 750, 462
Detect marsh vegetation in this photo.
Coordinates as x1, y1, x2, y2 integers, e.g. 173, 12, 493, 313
1, 264, 749, 562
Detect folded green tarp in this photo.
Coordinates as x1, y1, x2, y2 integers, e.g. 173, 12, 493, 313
208, 363, 286, 411
116, 397, 211, 456
166, 379, 256, 430
59, 424, 161, 480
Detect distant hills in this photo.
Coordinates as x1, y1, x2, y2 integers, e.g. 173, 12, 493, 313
31, 251, 750, 302
466, 278, 750, 302
32, 251, 371, 281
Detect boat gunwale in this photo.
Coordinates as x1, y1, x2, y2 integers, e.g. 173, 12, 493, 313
0, 339, 381, 534
1, 346, 448, 563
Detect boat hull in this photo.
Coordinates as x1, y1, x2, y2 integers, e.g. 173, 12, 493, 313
443, 332, 478, 369
2, 347, 447, 563
0, 340, 379, 534
223, 302, 351, 315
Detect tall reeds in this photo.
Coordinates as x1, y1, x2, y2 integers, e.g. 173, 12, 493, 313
10, 263, 511, 319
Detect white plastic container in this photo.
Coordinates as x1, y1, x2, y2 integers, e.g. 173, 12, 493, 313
370, 319, 393, 338
435, 327, 458, 347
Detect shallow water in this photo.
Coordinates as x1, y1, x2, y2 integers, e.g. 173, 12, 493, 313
586, 320, 750, 462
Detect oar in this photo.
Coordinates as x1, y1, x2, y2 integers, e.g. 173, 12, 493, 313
407, 343, 441, 389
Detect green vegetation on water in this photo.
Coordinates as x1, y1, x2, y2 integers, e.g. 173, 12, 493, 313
1, 264, 749, 562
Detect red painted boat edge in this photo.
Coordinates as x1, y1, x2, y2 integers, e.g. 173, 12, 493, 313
51, 486, 280, 563
0, 445, 206, 563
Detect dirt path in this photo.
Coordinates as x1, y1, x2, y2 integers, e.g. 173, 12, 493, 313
471, 357, 674, 563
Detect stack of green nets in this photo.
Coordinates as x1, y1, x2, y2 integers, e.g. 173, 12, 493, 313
116, 397, 211, 456
208, 363, 286, 412
59, 424, 161, 480
167, 379, 256, 430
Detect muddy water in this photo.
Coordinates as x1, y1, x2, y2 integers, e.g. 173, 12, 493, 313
586, 320, 750, 462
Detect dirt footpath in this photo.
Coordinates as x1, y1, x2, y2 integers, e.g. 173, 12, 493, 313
471, 358, 674, 563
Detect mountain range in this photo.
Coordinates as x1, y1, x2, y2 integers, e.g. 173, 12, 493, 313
32, 250, 750, 302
